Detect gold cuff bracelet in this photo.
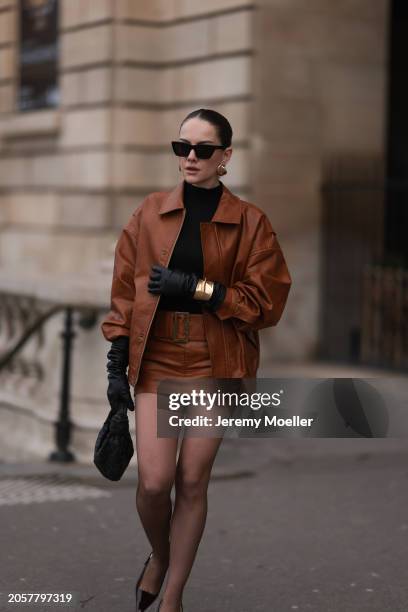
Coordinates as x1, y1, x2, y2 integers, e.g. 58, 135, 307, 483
193, 277, 214, 301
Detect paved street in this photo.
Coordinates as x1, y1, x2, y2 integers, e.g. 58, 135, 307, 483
0, 436, 408, 612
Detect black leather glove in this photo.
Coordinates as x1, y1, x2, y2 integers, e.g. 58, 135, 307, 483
202, 281, 227, 312
106, 335, 135, 412
148, 264, 199, 298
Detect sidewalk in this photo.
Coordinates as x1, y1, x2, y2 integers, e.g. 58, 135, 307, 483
0, 439, 407, 611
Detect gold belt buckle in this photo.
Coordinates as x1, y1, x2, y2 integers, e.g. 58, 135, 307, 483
172, 312, 190, 343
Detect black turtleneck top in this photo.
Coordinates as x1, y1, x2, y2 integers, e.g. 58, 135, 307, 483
157, 179, 224, 313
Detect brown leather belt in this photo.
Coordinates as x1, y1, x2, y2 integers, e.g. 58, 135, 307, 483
151, 310, 207, 343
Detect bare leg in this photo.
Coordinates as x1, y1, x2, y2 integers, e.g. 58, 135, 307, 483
159, 434, 225, 612
134, 392, 180, 594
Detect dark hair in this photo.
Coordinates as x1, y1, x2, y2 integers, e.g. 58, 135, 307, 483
179, 108, 233, 148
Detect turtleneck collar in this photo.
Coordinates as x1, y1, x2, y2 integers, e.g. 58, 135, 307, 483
183, 179, 223, 200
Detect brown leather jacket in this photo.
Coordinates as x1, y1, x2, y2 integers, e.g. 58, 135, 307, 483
101, 180, 292, 387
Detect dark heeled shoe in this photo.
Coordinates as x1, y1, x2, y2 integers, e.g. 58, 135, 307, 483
135, 552, 162, 611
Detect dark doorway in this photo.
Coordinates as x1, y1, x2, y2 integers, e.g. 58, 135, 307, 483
385, 0, 408, 267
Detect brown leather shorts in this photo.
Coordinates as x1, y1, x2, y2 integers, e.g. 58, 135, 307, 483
134, 310, 213, 395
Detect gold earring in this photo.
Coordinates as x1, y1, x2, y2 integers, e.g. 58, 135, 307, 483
216, 163, 227, 176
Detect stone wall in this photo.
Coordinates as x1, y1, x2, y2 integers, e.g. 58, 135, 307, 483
0, 0, 255, 276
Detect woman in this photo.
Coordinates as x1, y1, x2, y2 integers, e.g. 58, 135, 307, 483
101, 108, 292, 612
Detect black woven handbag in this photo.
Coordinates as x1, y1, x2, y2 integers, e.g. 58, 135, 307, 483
93, 404, 134, 481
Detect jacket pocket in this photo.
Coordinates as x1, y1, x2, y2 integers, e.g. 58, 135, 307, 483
232, 319, 260, 374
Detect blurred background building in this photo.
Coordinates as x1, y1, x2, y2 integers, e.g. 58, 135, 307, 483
0, 0, 405, 462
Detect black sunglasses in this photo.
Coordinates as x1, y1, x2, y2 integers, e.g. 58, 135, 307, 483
171, 141, 226, 160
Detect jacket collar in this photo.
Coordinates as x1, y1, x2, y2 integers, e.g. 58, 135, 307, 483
158, 180, 242, 224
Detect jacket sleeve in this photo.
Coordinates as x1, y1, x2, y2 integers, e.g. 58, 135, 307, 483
214, 215, 292, 332
100, 206, 141, 342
